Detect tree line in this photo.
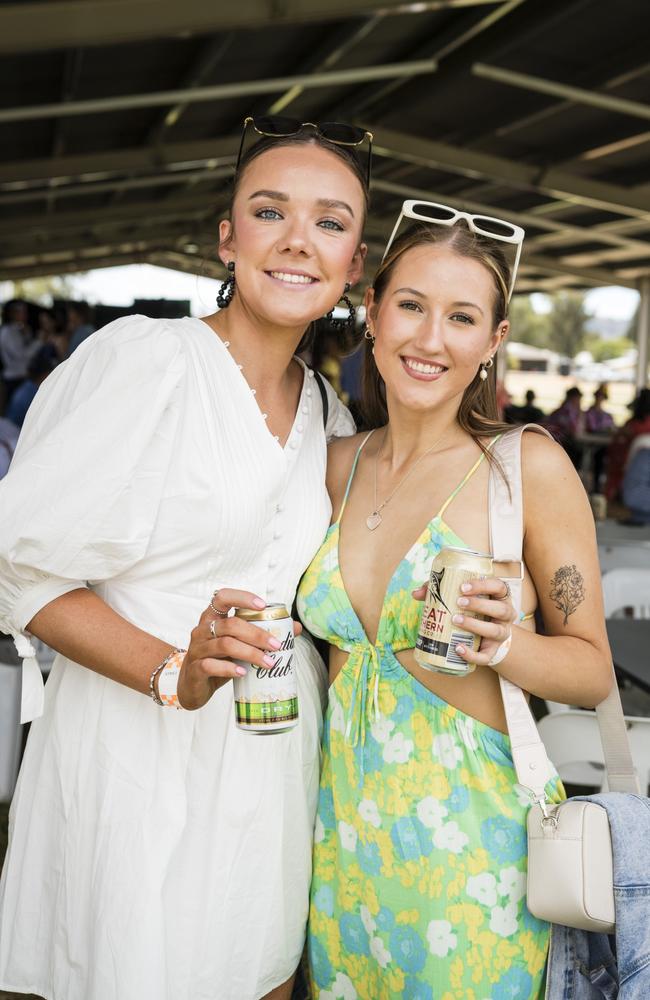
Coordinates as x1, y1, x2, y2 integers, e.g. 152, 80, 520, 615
509, 292, 636, 362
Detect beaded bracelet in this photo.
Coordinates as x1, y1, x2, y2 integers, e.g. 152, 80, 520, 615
149, 648, 186, 707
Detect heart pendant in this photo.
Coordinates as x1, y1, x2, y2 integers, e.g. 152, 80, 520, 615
366, 511, 382, 530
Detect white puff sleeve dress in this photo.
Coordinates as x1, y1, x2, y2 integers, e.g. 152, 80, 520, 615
0, 315, 354, 1000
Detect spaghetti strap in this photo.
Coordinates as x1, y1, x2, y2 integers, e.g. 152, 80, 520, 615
336, 430, 376, 524
436, 436, 501, 520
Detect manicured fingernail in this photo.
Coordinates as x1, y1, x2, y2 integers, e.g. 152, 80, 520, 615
263, 654, 275, 667
456, 644, 466, 654
253, 597, 266, 609
457, 597, 469, 607
461, 583, 472, 593
452, 614, 464, 625
236, 666, 247, 676
268, 637, 282, 650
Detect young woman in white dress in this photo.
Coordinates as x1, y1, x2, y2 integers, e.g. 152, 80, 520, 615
0, 119, 369, 1000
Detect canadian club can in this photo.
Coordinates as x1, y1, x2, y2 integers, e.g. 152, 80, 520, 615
414, 546, 493, 676
233, 604, 298, 734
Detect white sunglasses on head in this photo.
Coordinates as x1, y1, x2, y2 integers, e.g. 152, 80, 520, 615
382, 200, 525, 301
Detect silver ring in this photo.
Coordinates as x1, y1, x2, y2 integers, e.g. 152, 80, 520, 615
502, 580, 512, 602
209, 590, 229, 617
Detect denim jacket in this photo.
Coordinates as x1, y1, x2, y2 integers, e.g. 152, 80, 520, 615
545, 793, 650, 999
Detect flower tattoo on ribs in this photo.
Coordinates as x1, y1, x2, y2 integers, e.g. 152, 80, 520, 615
550, 564, 585, 625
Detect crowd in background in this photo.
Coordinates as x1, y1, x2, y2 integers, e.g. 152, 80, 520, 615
1, 299, 649, 521
0, 298, 95, 474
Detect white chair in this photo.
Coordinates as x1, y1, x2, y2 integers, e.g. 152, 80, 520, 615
0, 658, 22, 802
537, 709, 650, 794
598, 543, 650, 574
601, 568, 650, 618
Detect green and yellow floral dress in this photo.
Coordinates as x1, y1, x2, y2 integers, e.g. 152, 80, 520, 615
296, 432, 564, 1000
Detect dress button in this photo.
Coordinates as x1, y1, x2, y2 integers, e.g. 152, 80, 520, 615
297, 425, 303, 433
308, 369, 315, 379
289, 440, 297, 449
301, 405, 308, 414
274, 530, 282, 540
306, 388, 312, 397
269, 559, 277, 569
274, 434, 280, 441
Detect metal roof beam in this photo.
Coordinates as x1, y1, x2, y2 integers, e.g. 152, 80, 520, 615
371, 178, 650, 255
338, 0, 577, 118
369, 126, 650, 219
1, 224, 215, 259
519, 256, 637, 289
0, 138, 236, 185
0, 0, 501, 54
0, 193, 226, 239
473, 63, 650, 123
0, 60, 440, 124
368, 180, 640, 287
0, 166, 232, 207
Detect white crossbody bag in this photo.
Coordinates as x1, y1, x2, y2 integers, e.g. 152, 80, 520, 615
489, 426, 640, 933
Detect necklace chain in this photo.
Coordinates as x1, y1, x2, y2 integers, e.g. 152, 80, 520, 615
366, 428, 448, 530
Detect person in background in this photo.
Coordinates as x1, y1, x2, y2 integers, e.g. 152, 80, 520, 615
544, 385, 583, 469
0, 418, 18, 480
622, 432, 650, 524
65, 300, 96, 356
585, 383, 614, 434
5, 346, 57, 429
606, 387, 650, 501
0, 300, 36, 406
36, 307, 68, 363
504, 388, 544, 425
584, 384, 615, 492
338, 336, 364, 427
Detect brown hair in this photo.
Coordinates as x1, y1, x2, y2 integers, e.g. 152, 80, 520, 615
362, 221, 513, 463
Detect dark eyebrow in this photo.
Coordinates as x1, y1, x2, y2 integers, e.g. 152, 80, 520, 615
248, 189, 289, 202
394, 287, 426, 297
452, 300, 484, 316
317, 197, 354, 218
248, 190, 354, 218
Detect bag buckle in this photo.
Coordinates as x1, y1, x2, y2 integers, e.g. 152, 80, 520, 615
535, 795, 558, 829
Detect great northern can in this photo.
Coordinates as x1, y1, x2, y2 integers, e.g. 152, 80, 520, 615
414, 546, 493, 675
233, 604, 298, 734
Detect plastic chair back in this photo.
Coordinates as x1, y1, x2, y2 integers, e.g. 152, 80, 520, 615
601, 568, 650, 619
537, 709, 650, 794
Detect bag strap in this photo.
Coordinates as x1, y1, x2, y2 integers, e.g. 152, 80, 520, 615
313, 370, 329, 431
488, 424, 640, 800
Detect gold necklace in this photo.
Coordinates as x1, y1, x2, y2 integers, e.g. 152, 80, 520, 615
366, 429, 448, 531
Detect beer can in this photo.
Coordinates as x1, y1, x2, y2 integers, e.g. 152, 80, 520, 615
233, 604, 298, 734
414, 546, 493, 676
589, 493, 607, 521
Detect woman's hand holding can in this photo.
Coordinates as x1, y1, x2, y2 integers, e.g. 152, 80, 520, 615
412, 575, 517, 669
177, 588, 300, 710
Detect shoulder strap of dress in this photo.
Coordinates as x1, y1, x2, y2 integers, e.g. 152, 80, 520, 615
436, 435, 500, 520
336, 430, 376, 523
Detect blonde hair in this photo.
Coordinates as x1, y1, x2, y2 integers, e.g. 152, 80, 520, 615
362, 221, 513, 460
